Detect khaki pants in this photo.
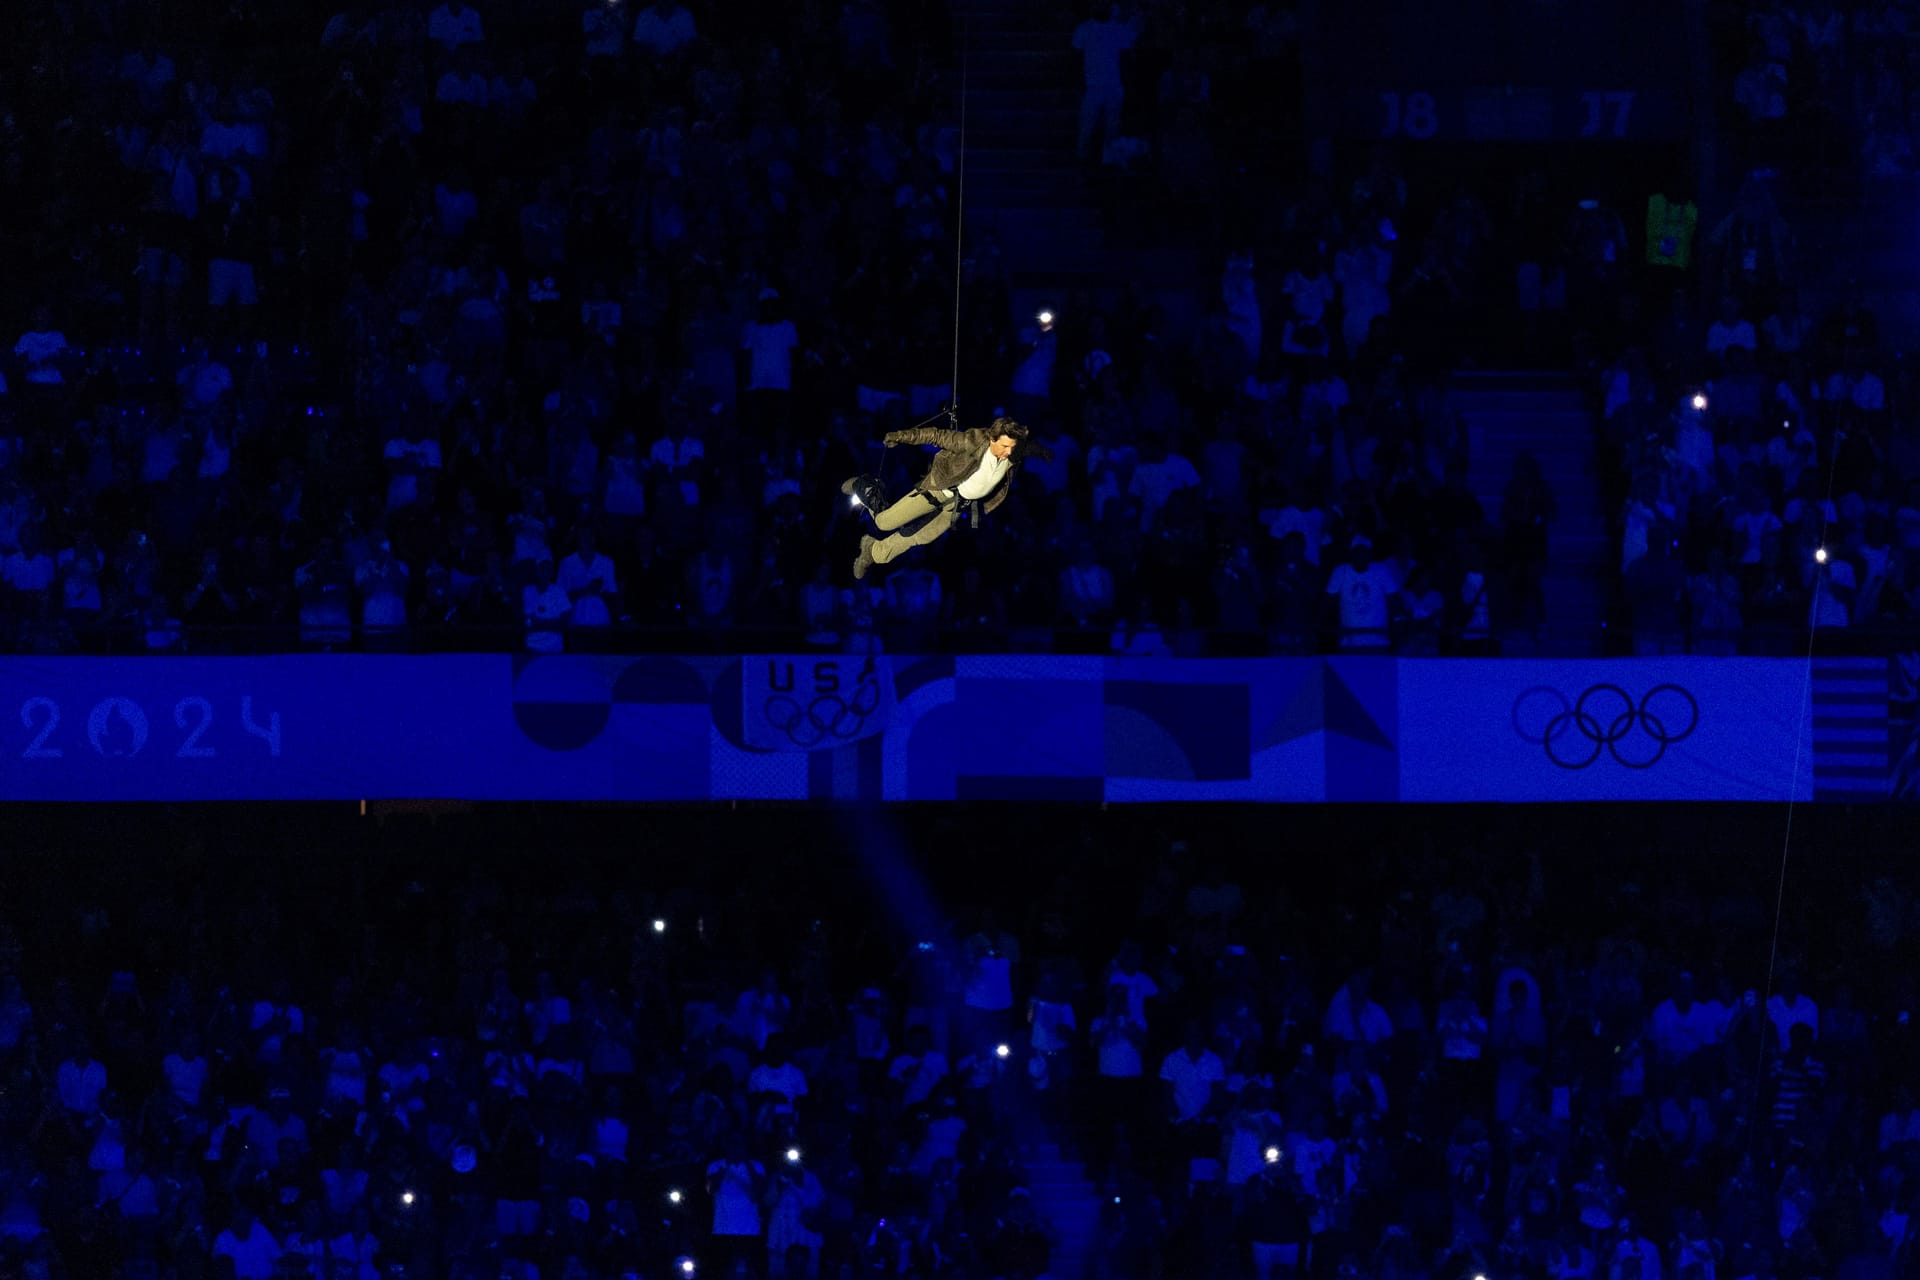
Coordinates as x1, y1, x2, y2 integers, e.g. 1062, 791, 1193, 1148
870, 491, 956, 565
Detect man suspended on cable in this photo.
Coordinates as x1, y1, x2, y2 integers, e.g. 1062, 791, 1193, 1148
842, 415, 1050, 579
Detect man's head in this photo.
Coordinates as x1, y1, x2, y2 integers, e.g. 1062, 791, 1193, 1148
988, 417, 1029, 461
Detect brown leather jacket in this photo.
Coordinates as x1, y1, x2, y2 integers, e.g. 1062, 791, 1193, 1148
882, 424, 1022, 515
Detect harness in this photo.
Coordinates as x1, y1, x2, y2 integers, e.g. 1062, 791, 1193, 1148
919, 449, 1022, 531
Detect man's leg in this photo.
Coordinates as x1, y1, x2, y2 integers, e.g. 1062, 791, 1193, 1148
1080, 83, 1120, 159
871, 509, 955, 565
872, 491, 939, 532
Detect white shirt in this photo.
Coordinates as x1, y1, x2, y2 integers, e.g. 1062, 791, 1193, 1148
1326, 563, 1398, 640
58, 1059, 107, 1113
650, 435, 705, 469
1072, 16, 1140, 89
435, 70, 488, 105
1731, 510, 1782, 564
163, 1053, 208, 1105
1012, 329, 1056, 397
965, 953, 1013, 1010
1160, 1047, 1225, 1121
594, 1115, 629, 1161
1766, 993, 1820, 1050
4, 551, 54, 594
1127, 453, 1202, 528
1283, 271, 1335, 324
742, 320, 798, 392
707, 1160, 764, 1235
1322, 989, 1394, 1044
384, 437, 443, 510
328, 1232, 380, 1280
1826, 371, 1887, 411
524, 584, 573, 650
1650, 999, 1728, 1061
558, 551, 618, 625
1107, 970, 1160, 1024
889, 1051, 949, 1107
1031, 999, 1078, 1053
748, 1062, 809, 1105
14, 331, 69, 384
179, 358, 233, 405
1707, 319, 1757, 355
427, 3, 484, 46
584, 6, 627, 56
633, 4, 697, 56
1091, 1015, 1145, 1078
213, 1225, 283, 1279
956, 448, 1012, 502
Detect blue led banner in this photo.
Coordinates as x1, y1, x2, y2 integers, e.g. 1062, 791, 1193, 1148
0, 655, 1858, 803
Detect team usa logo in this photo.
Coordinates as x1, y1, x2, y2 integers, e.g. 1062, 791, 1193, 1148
752, 659, 890, 751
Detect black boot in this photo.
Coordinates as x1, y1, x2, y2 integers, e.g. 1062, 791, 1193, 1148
840, 474, 889, 517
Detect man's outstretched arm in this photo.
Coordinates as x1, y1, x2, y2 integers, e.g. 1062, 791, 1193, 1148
884, 426, 974, 452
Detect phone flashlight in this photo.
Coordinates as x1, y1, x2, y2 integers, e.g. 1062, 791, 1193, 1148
1691, 393, 1708, 411
1037, 310, 1054, 327
1815, 547, 1829, 564
995, 1043, 1011, 1059
652, 919, 667, 934
669, 1189, 683, 1204
1265, 1146, 1281, 1165
786, 1148, 802, 1165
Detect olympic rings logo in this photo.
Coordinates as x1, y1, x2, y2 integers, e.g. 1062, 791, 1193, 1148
1511, 684, 1699, 769
762, 676, 884, 749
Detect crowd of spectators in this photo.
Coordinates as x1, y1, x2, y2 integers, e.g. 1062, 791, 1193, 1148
1577, 0, 1920, 653
10, 0, 1920, 655
0, 803, 1914, 1280
1714, 0, 1920, 187
1596, 240, 1920, 653
0, 0, 1528, 657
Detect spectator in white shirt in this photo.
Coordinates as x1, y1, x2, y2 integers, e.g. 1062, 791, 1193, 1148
57, 1039, 108, 1116
1706, 295, 1757, 358
1323, 972, 1394, 1045
163, 1033, 209, 1106
4, 526, 55, 597
1127, 439, 1202, 531
14, 309, 71, 385
1105, 942, 1161, 1025
1160, 1023, 1226, 1124
584, 0, 627, 58
1090, 985, 1145, 1081
558, 527, 619, 626
434, 50, 489, 106
1072, 3, 1141, 159
329, 1208, 381, 1280
889, 1027, 950, 1111
747, 1036, 810, 1125
523, 559, 573, 653
213, 1206, 282, 1280
1325, 537, 1401, 650
632, 0, 698, 59
427, 0, 485, 49
1648, 972, 1727, 1064
1766, 976, 1820, 1051
1825, 354, 1887, 413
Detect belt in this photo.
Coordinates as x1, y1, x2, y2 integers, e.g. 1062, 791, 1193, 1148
917, 489, 982, 529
